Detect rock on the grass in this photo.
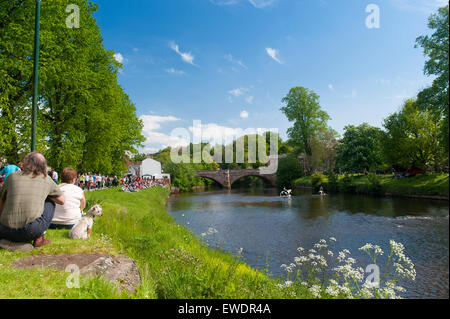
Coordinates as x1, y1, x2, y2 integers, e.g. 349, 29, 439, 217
80, 255, 141, 292
13, 253, 141, 292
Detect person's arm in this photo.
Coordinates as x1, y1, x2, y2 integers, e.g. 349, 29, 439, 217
80, 192, 86, 210
50, 194, 65, 205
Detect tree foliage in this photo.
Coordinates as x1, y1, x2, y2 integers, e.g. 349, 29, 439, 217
415, 5, 449, 153
335, 123, 384, 173
0, 0, 144, 173
382, 99, 443, 170
281, 87, 330, 157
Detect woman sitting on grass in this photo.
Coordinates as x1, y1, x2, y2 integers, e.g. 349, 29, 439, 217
49, 168, 86, 230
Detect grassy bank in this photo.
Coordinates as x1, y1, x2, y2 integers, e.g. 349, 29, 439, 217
0, 187, 308, 299
294, 173, 449, 198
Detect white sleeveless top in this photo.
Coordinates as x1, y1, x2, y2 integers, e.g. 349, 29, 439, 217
53, 183, 84, 225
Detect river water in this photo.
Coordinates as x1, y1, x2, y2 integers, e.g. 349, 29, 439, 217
167, 188, 449, 299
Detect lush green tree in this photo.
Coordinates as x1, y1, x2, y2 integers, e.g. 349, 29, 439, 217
415, 5, 449, 153
382, 99, 443, 170
0, 0, 144, 174
335, 123, 384, 173
0, 0, 38, 162
280, 87, 330, 156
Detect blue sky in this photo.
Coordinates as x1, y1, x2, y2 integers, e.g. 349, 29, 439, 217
93, 0, 447, 153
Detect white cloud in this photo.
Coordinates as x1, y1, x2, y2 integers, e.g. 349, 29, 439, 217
225, 54, 247, 69
189, 123, 248, 144
166, 68, 186, 75
328, 84, 335, 92
169, 42, 195, 65
240, 110, 249, 118
188, 123, 269, 145
245, 96, 254, 104
114, 53, 124, 64
228, 87, 249, 98
265, 47, 283, 64
248, 0, 275, 8
141, 115, 180, 132
132, 48, 139, 52
140, 115, 190, 151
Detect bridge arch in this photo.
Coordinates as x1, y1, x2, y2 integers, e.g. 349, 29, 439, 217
197, 169, 276, 189
198, 175, 225, 187
229, 172, 276, 188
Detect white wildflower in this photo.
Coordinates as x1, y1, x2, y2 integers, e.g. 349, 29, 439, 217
309, 285, 322, 298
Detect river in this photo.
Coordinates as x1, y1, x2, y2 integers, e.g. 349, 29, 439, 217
167, 188, 449, 299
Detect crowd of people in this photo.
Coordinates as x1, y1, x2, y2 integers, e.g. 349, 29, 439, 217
121, 175, 170, 192
0, 153, 170, 252
75, 173, 120, 191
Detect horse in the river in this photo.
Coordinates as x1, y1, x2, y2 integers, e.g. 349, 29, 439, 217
280, 188, 292, 198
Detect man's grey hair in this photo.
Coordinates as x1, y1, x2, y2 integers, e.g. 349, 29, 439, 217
21, 152, 48, 178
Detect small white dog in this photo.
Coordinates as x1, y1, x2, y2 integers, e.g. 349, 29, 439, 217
69, 204, 103, 239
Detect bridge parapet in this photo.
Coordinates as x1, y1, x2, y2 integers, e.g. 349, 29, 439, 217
197, 169, 276, 189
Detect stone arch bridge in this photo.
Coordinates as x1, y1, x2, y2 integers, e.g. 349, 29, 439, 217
197, 169, 277, 189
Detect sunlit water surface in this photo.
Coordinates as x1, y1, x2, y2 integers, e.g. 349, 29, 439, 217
167, 188, 449, 299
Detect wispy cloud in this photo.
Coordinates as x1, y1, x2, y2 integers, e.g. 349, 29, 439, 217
209, 0, 240, 6
225, 54, 247, 69
248, 0, 275, 9
376, 78, 392, 85
169, 42, 196, 65
266, 48, 283, 64
228, 87, 249, 98
166, 68, 186, 76
245, 96, 254, 104
328, 84, 335, 92
265, 47, 283, 64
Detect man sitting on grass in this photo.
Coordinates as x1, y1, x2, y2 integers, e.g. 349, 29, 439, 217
0, 152, 65, 252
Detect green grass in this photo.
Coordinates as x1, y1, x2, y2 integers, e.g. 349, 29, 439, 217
0, 187, 312, 299
0, 226, 128, 298
294, 173, 449, 197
